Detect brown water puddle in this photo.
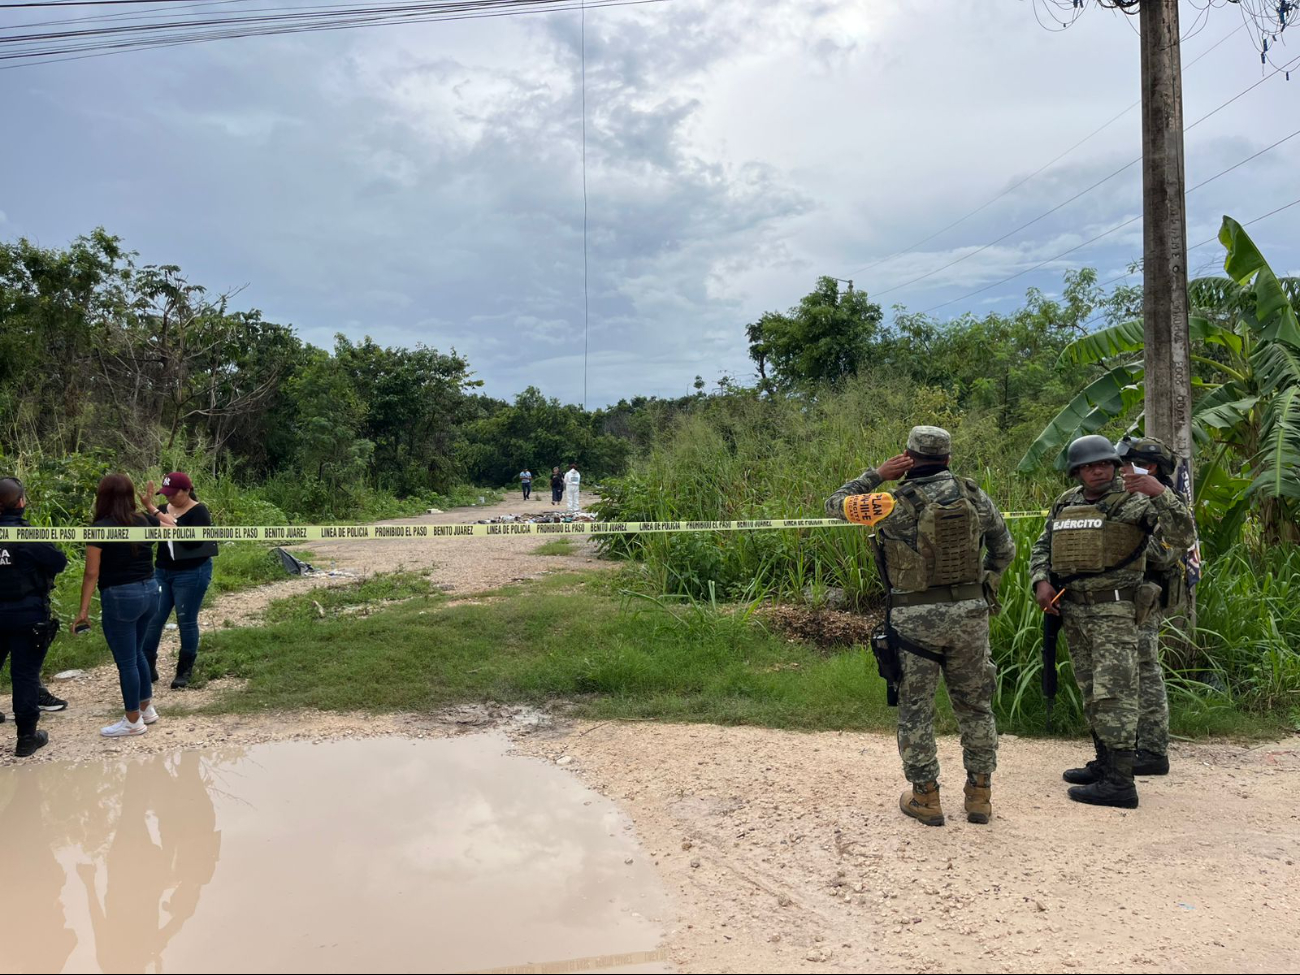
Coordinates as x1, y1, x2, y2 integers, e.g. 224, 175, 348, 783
0, 735, 671, 974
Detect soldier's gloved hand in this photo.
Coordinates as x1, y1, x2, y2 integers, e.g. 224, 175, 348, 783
876, 453, 914, 481
1035, 581, 1061, 616
1120, 465, 1166, 498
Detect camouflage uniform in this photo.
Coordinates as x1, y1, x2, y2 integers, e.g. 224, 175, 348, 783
1030, 479, 1195, 752
1137, 509, 1189, 756
826, 428, 1016, 785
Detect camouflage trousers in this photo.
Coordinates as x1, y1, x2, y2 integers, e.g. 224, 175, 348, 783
1061, 601, 1139, 751
894, 598, 998, 784
1137, 610, 1170, 755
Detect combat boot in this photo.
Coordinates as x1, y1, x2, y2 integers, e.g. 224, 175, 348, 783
900, 780, 944, 826
1067, 749, 1138, 809
1133, 748, 1169, 776
1063, 730, 1106, 785
964, 772, 992, 824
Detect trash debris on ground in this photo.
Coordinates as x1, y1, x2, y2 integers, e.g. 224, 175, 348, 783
474, 511, 598, 525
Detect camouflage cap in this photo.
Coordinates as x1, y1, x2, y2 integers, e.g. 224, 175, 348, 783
907, 425, 952, 459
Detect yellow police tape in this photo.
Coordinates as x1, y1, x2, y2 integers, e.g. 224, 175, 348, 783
0, 510, 1050, 544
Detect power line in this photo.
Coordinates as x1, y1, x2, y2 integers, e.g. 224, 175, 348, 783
843, 22, 1244, 280
915, 124, 1300, 316
870, 51, 1299, 303
0, 0, 673, 67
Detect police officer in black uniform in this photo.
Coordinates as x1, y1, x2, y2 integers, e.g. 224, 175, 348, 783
0, 477, 69, 757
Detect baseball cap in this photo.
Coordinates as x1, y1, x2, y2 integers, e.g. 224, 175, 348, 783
159, 472, 194, 496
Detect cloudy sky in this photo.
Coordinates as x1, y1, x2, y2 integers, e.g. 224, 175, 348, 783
2, 0, 1296, 406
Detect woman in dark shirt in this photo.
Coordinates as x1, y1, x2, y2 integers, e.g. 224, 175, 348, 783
550, 467, 564, 506
75, 474, 160, 738
140, 471, 217, 689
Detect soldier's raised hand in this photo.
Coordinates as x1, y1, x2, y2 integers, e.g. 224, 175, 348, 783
876, 453, 914, 481
1120, 464, 1166, 498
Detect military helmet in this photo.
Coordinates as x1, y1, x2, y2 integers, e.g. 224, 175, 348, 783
1065, 435, 1120, 475
1116, 435, 1176, 475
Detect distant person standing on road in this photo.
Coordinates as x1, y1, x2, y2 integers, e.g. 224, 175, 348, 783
564, 463, 581, 513
550, 467, 564, 506
518, 468, 533, 501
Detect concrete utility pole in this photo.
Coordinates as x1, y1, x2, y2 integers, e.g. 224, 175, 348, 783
1139, 0, 1195, 503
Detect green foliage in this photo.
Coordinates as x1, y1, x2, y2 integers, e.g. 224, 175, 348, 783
1021, 218, 1300, 545
746, 276, 883, 390
596, 370, 1059, 603
457, 386, 632, 487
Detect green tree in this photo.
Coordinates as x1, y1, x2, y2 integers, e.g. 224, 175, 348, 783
746, 276, 883, 389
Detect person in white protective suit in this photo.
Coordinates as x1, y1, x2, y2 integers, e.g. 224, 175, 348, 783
564, 463, 581, 513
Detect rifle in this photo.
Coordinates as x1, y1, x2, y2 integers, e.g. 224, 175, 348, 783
1042, 606, 1061, 732
868, 534, 902, 707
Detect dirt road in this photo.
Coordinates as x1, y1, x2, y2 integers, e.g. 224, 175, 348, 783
518, 723, 1300, 974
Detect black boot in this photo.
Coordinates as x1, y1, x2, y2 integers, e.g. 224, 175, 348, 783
1063, 731, 1106, 785
1068, 749, 1139, 808
146, 650, 160, 685
1133, 748, 1170, 776
171, 656, 196, 689
15, 730, 49, 758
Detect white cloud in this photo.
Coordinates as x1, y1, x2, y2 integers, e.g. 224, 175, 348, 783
0, 0, 1295, 402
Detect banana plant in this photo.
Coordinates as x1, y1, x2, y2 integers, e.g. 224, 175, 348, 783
1019, 216, 1300, 546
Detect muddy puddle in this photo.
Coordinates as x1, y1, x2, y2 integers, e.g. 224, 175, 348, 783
0, 735, 671, 974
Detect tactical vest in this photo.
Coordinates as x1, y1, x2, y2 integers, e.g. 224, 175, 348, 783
1049, 492, 1149, 576
880, 478, 983, 593
0, 545, 46, 603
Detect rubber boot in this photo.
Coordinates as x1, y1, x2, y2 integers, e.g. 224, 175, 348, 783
964, 772, 992, 824
1067, 749, 1139, 809
1133, 748, 1169, 776
171, 655, 196, 690
145, 648, 160, 685
1063, 730, 1106, 785
15, 730, 49, 758
900, 780, 945, 826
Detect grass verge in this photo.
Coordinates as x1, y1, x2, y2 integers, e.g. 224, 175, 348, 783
191, 571, 1287, 739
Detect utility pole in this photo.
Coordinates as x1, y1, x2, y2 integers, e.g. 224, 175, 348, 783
1139, 0, 1194, 503
1139, 0, 1198, 621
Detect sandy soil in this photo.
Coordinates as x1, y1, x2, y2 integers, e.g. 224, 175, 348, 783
517, 724, 1300, 974
5, 495, 1299, 973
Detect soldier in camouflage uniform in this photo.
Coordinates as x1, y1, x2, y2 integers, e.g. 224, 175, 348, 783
1121, 436, 1188, 776
1030, 435, 1196, 808
827, 425, 1016, 827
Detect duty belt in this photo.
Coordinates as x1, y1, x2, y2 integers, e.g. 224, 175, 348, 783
1063, 586, 1138, 605
891, 582, 984, 607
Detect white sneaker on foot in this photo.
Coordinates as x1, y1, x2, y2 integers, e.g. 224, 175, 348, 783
141, 705, 159, 725
101, 717, 147, 738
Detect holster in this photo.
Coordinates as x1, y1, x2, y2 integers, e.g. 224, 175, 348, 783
871, 625, 902, 707
31, 616, 60, 659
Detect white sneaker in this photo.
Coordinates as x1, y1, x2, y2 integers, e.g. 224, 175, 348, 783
141, 705, 159, 725
100, 717, 147, 738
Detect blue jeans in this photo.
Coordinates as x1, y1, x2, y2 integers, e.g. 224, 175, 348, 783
100, 578, 159, 712
142, 561, 213, 673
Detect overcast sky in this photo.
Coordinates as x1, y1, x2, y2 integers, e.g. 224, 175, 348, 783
2, 0, 1296, 406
